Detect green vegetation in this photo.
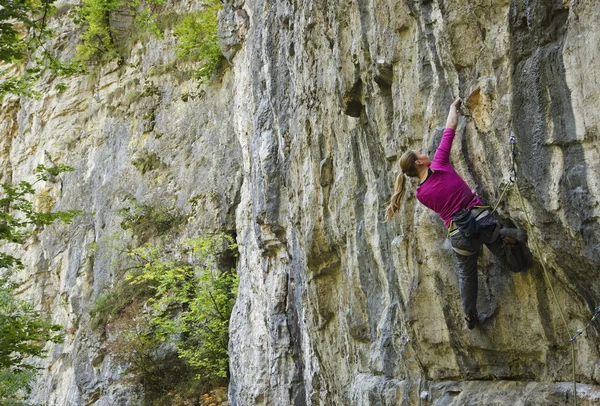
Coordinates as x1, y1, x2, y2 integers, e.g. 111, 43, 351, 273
118, 198, 189, 243
89, 264, 152, 330
0, 0, 83, 98
74, 0, 122, 63
0, 277, 63, 404
174, 0, 223, 83
131, 151, 165, 175
1, 0, 224, 97
0, 165, 79, 404
72, 0, 224, 78
92, 234, 238, 405
133, 236, 238, 382
0, 165, 80, 261
74, 0, 165, 64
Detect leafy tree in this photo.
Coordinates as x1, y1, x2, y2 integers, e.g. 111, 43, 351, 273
174, 0, 223, 83
92, 233, 238, 403
0, 164, 79, 404
128, 234, 238, 387
74, 0, 123, 63
176, 236, 238, 382
74, 0, 165, 64
0, 0, 55, 63
0, 276, 63, 405
0, 0, 83, 98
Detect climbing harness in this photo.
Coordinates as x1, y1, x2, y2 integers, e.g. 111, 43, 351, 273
491, 134, 584, 406
448, 206, 491, 237
448, 207, 499, 257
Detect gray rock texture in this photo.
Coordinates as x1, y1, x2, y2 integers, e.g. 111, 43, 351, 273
225, 0, 600, 404
0, 0, 599, 405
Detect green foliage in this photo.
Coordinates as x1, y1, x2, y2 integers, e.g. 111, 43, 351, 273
0, 0, 56, 63
74, 0, 121, 63
0, 278, 63, 370
93, 234, 238, 404
0, 165, 77, 404
131, 151, 165, 175
130, 0, 164, 38
154, 12, 183, 33
0, 276, 63, 404
129, 235, 238, 383
176, 237, 239, 381
0, 70, 43, 100
117, 198, 189, 243
0, 164, 80, 269
0, 368, 37, 406
74, 0, 165, 64
54, 82, 67, 92
0, 0, 85, 99
102, 290, 201, 405
88, 267, 151, 329
174, 0, 223, 83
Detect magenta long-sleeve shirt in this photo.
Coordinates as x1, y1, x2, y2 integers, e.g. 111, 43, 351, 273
415, 128, 482, 227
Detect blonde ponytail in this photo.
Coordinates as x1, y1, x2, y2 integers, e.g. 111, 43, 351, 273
386, 173, 407, 220
385, 150, 419, 221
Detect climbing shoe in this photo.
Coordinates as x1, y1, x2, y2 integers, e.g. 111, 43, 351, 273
465, 313, 479, 330
500, 228, 527, 243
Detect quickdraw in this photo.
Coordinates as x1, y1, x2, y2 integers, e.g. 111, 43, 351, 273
570, 306, 600, 343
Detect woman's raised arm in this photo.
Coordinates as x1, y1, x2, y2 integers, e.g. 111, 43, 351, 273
445, 98, 462, 130
432, 98, 462, 166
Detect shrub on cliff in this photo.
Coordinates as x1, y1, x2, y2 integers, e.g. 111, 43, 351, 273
74, 0, 165, 64
92, 233, 238, 404
117, 197, 189, 244
0, 0, 83, 98
174, 0, 223, 83
0, 165, 79, 404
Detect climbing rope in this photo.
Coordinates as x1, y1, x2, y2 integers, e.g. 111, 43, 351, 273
491, 135, 517, 215
492, 134, 579, 405
491, 182, 511, 215
514, 178, 578, 406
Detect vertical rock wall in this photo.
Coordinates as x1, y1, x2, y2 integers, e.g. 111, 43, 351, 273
0, 0, 599, 405
225, 0, 600, 404
1, 1, 243, 404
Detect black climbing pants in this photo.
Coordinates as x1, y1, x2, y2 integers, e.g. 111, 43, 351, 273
448, 212, 503, 317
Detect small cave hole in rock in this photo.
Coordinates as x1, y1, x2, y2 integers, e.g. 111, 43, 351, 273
344, 79, 364, 118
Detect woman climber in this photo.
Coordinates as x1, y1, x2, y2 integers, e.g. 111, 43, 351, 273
386, 98, 530, 329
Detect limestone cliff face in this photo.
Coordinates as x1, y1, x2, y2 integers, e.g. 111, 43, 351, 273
1, 0, 599, 405
226, 0, 600, 404
1, 1, 243, 404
